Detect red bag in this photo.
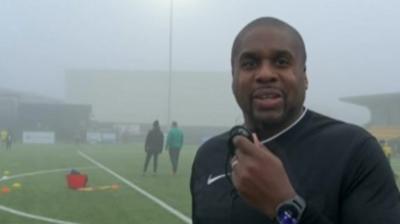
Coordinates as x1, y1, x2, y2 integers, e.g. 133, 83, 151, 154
66, 174, 88, 189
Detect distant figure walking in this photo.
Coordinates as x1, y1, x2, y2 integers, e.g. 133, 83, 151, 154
380, 139, 393, 162
165, 121, 184, 175
1, 129, 9, 149
6, 129, 12, 150
143, 120, 164, 175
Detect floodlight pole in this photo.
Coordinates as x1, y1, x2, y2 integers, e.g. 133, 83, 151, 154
167, 0, 174, 126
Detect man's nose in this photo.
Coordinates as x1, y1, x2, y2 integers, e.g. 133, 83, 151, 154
255, 61, 278, 83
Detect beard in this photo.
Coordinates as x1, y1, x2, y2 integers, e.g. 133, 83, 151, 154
244, 97, 301, 134
250, 94, 287, 123
250, 107, 286, 131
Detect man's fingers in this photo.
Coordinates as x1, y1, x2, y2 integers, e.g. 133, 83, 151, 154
252, 133, 262, 147
231, 155, 239, 169
233, 134, 277, 161
232, 135, 256, 155
231, 159, 238, 169
233, 133, 267, 156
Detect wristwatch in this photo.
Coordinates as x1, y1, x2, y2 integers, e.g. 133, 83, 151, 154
275, 195, 306, 224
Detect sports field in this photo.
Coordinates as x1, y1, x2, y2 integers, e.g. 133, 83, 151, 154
0, 144, 196, 224
0, 144, 399, 224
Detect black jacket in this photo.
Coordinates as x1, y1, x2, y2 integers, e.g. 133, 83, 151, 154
190, 110, 400, 224
145, 128, 164, 154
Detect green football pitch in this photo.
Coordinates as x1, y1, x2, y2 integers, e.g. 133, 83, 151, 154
0, 144, 399, 224
0, 144, 196, 224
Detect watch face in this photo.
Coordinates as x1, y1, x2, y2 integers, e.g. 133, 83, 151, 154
277, 204, 299, 224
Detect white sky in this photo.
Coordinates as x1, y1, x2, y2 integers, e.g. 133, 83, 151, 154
1, 0, 399, 125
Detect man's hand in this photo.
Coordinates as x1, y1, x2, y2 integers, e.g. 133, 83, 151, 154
231, 134, 296, 219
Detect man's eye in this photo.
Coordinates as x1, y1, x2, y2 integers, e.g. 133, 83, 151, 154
241, 59, 257, 69
275, 57, 290, 67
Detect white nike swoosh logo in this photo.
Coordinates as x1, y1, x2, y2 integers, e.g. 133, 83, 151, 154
207, 173, 230, 185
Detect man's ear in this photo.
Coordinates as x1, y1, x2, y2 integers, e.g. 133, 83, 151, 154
231, 68, 235, 93
304, 73, 309, 90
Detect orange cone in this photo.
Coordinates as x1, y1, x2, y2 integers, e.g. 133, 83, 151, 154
2, 186, 10, 193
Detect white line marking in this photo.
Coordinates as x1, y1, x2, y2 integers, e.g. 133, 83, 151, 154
0, 205, 79, 224
78, 151, 192, 224
0, 166, 98, 183
0, 167, 97, 224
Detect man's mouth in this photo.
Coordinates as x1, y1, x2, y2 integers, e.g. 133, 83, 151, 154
252, 89, 283, 109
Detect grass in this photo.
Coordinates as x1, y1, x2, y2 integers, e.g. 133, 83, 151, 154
0, 144, 196, 224
0, 144, 399, 224
390, 157, 400, 186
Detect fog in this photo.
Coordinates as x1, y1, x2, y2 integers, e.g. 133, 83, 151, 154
1, 0, 399, 126
0, 1, 399, 223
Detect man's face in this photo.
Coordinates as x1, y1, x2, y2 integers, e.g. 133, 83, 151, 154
232, 26, 308, 129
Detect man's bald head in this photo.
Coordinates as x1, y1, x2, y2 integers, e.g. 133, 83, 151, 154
231, 17, 307, 70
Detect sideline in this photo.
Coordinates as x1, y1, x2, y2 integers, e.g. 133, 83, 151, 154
0, 205, 79, 224
0, 166, 97, 183
0, 166, 97, 224
78, 151, 192, 224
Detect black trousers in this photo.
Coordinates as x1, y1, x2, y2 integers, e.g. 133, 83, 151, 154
168, 149, 181, 173
143, 152, 159, 173
6, 140, 11, 150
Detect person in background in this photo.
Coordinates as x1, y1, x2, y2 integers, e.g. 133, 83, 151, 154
143, 120, 164, 175
5, 129, 12, 150
166, 121, 184, 175
0, 129, 8, 148
381, 139, 393, 161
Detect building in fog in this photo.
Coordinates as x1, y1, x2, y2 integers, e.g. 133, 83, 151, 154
341, 92, 400, 149
0, 88, 91, 143
65, 70, 240, 127
65, 70, 241, 144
